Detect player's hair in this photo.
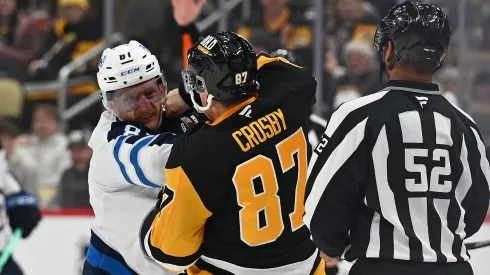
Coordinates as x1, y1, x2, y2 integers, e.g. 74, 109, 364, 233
33, 104, 61, 122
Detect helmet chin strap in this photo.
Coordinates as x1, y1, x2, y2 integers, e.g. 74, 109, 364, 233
155, 103, 165, 129
190, 90, 214, 113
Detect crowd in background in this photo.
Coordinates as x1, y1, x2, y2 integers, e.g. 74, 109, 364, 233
0, 0, 489, 208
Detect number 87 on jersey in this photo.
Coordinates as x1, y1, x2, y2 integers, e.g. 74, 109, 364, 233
232, 128, 308, 246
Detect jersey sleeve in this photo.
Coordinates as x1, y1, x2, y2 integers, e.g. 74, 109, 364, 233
463, 127, 490, 238
256, 55, 317, 105
141, 166, 212, 272
303, 102, 369, 258
104, 122, 178, 188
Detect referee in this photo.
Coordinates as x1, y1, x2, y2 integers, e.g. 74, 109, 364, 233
304, 2, 490, 275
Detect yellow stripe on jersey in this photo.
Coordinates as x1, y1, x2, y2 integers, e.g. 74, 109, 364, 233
257, 56, 302, 70
150, 166, 212, 257
313, 259, 326, 275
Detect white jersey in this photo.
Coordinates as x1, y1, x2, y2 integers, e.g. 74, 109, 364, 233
88, 111, 176, 275
0, 145, 22, 251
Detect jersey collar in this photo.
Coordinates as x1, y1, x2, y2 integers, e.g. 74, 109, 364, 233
382, 80, 441, 95
206, 94, 258, 126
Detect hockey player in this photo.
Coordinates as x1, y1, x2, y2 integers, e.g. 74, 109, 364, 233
140, 33, 325, 274
83, 0, 205, 274
0, 144, 41, 275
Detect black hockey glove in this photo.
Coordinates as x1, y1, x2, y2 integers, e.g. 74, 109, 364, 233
6, 192, 41, 238
178, 80, 195, 108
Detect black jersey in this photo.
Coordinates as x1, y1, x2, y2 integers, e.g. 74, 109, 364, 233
141, 56, 325, 275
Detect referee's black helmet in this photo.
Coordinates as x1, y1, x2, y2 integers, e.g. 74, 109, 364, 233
374, 1, 452, 81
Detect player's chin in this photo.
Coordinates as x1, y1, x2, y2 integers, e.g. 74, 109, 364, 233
142, 115, 160, 129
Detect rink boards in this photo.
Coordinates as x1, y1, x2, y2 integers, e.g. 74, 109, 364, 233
10, 210, 490, 275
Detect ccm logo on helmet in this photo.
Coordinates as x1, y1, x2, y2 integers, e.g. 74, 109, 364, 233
121, 67, 140, 76
99, 56, 106, 68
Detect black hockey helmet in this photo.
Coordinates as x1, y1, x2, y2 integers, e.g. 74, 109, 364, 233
182, 31, 259, 112
374, 1, 451, 82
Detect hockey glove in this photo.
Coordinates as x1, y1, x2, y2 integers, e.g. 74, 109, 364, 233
178, 80, 201, 109
6, 192, 41, 238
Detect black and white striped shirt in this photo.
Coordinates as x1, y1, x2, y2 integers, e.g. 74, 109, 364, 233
304, 80, 490, 263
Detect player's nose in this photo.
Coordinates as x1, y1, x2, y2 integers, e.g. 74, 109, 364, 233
137, 95, 152, 109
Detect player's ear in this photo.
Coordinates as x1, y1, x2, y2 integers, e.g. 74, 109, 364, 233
383, 41, 395, 68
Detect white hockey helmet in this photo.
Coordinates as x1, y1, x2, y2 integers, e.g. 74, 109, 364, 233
97, 41, 164, 111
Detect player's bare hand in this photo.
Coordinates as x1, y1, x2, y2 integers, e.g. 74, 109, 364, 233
165, 88, 191, 117
320, 251, 340, 267
172, 0, 207, 27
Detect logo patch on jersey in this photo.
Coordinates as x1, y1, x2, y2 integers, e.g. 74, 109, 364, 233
416, 96, 428, 108
238, 105, 252, 118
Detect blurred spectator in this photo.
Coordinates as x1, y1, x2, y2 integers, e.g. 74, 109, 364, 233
18, 104, 71, 205
325, 0, 378, 66
271, 48, 304, 66
49, 129, 91, 208
124, 0, 167, 62
0, 118, 39, 199
469, 72, 490, 142
477, 0, 490, 50
237, 0, 312, 51
0, 0, 38, 82
248, 29, 282, 53
366, 0, 397, 19
29, 0, 102, 81
329, 40, 379, 110
434, 67, 461, 107
124, 0, 209, 87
